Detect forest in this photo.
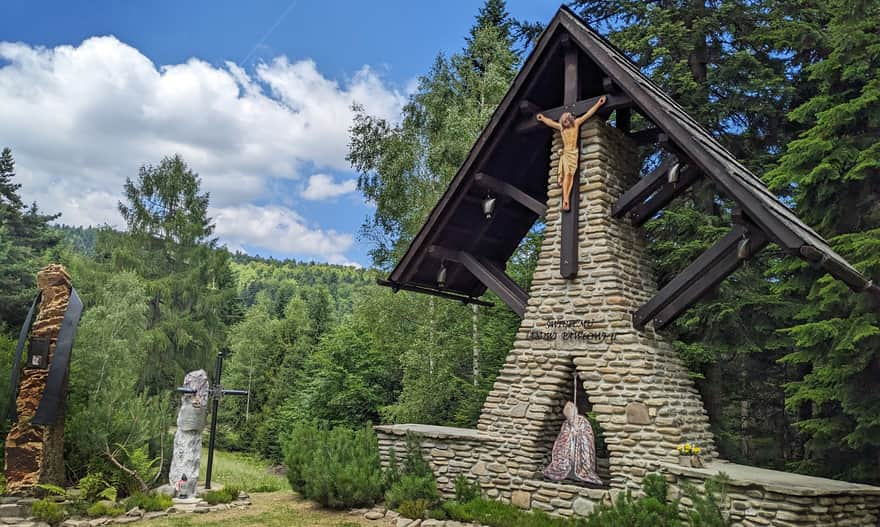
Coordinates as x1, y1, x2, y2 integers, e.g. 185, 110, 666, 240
0, 0, 877, 500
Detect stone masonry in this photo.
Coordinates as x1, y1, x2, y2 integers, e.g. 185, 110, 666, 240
376, 119, 880, 525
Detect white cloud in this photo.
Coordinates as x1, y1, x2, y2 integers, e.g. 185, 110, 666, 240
211, 205, 358, 266
301, 173, 358, 201
0, 36, 407, 262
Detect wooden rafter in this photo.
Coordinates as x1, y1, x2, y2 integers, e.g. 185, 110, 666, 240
630, 164, 702, 226
376, 279, 494, 308
634, 221, 768, 329
428, 246, 527, 316
612, 156, 677, 218
474, 173, 547, 217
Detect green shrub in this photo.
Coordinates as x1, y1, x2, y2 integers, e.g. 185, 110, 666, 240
682, 474, 729, 527
86, 501, 124, 518
282, 422, 384, 509
31, 499, 67, 525
204, 485, 242, 505
385, 474, 440, 509
442, 498, 573, 527
399, 498, 430, 519
384, 434, 440, 510
123, 492, 173, 512
453, 474, 481, 503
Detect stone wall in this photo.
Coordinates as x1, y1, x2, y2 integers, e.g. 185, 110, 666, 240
376, 119, 880, 525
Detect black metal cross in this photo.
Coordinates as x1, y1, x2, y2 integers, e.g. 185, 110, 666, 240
176, 351, 248, 489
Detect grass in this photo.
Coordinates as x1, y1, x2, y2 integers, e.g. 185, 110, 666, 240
142, 491, 373, 527
140, 449, 370, 526
198, 450, 288, 493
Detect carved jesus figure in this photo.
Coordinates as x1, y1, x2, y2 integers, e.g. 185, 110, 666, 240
543, 401, 603, 485
536, 96, 607, 211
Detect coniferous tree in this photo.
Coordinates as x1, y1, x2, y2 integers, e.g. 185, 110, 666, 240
0, 147, 60, 328
106, 154, 236, 391
765, 0, 880, 482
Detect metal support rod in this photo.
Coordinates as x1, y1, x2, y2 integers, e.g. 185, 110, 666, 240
204, 351, 224, 490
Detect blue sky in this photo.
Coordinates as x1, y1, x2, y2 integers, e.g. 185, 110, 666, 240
0, 0, 559, 267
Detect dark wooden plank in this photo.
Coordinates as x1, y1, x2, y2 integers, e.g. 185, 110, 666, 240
653, 230, 769, 329
630, 164, 701, 226
376, 279, 494, 308
427, 246, 527, 316
611, 156, 676, 218
474, 173, 547, 217
560, 43, 579, 280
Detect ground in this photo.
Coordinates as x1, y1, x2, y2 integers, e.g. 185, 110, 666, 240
142, 450, 371, 527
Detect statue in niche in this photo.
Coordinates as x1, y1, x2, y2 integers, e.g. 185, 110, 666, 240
543, 401, 603, 485
536, 96, 607, 211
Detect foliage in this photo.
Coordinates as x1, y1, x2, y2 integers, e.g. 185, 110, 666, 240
203, 485, 241, 505
124, 492, 174, 512
583, 476, 679, 527
682, 475, 730, 527
77, 472, 112, 502
763, 0, 880, 482
86, 501, 125, 518
442, 498, 574, 527
107, 153, 238, 391
0, 147, 60, 329
399, 499, 431, 520
282, 422, 384, 509
454, 474, 482, 503
385, 435, 440, 509
35, 483, 67, 497
30, 498, 67, 525
64, 271, 169, 491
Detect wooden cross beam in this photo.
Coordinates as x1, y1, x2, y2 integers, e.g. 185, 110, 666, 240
627, 127, 662, 145
516, 93, 632, 134
376, 279, 494, 307
428, 245, 527, 317
474, 172, 547, 217
634, 220, 768, 329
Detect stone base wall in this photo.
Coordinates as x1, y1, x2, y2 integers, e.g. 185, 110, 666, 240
376, 427, 880, 526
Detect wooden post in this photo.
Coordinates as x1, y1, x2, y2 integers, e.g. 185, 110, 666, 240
561, 38, 579, 279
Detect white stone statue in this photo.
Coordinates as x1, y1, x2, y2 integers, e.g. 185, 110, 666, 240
169, 370, 209, 498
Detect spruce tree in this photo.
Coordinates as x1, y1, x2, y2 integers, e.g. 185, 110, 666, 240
765, 0, 880, 482
0, 147, 60, 328
107, 154, 236, 391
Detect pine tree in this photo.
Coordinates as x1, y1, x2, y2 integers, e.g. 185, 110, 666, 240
765, 0, 880, 482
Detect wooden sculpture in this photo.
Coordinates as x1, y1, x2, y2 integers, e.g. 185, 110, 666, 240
537, 95, 607, 211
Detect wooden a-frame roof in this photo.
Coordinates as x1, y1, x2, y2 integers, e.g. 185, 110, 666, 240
380, 6, 879, 325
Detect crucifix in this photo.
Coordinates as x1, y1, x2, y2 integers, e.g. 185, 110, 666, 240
533, 38, 608, 279
176, 351, 248, 490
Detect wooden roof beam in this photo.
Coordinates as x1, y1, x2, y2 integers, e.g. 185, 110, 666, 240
612, 156, 677, 218
474, 172, 547, 217
634, 221, 768, 329
428, 246, 527, 317
629, 163, 702, 226
627, 127, 662, 145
